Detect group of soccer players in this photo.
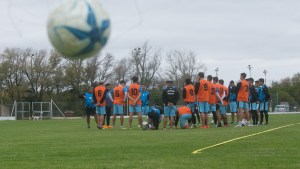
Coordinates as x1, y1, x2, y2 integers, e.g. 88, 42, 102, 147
81, 71, 270, 130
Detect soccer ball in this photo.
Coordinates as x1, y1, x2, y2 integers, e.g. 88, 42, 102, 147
47, 0, 111, 59
142, 121, 149, 130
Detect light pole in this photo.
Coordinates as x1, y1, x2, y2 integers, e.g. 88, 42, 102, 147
247, 65, 252, 78
214, 68, 219, 77
263, 69, 267, 84
175, 66, 179, 88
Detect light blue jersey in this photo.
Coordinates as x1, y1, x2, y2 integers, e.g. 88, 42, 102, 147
84, 93, 95, 108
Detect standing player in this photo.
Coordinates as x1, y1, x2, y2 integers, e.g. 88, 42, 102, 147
218, 79, 229, 127
112, 80, 128, 129
248, 78, 259, 126
177, 106, 192, 129
182, 78, 196, 128
228, 80, 238, 124
258, 78, 270, 125
162, 81, 180, 130
127, 76, 142, 129
103, 83, 113, 128
235, 73, 250, 127
207, 75, 217, 126
255, 80, 261, 123
93, 82, 109, 129
79, 87, 97, 128
141, 84, 150, 117
195, 72, 210, 128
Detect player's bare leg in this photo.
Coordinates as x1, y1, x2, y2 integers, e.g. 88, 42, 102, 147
129, 112, 133, 128
169, 116, 174, 129
137, 112, 142, 127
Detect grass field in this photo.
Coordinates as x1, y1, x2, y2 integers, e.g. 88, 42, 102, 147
0, 114, 299, 169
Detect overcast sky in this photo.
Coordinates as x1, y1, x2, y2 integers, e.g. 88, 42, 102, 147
1, 0, 300, 85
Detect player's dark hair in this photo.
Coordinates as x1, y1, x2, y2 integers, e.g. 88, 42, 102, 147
207, 75, 212, 81
259, 78, 264, 83
120, 80, 126, 84
219, 79, 224, 85
248, 78, 254, 83
185, 79, 191, 84
132, 76, 138, 83
213, 76, 218, 82
198, 72, 204, 78
241, 73, 247, 78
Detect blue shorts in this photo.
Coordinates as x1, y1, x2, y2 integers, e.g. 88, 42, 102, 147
113, 104, 124, 115
164, 105, 176, 117
180, 114, 192, 128
96, 106, 106, 115
260, 102, 269, 111
238, 101, 249, 109
220, 105, 227, 115
186, 103, 195, 113
230, 102, 237, 113
129, 105, 142, 113
198, 102, 209, 113
209, 104, 216, 112
141, 105, 149, 115
249, 103, 257, 111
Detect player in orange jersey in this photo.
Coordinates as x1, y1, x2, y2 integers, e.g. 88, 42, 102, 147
207, 75, 217, 126
195, 72, 210, 128
235, 73, 250, 127
127, 76, 143, 129
112, 80, 128, 129
218, 79, 229, 127
177, 106, 192, 129
182, 78, 196, 128
93, 82, 109, 129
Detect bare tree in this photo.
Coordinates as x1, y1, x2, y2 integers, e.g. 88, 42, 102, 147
64, 59, 84, 94
112, 57, 131, 84
0, 48, 28, 101
21, 49, 62, 101
165, 50, 206, 88
130, 41, 162, 85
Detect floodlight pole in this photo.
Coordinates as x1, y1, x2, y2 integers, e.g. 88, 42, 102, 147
248, 65, 252, 78
214, 68, 219, 77
263, 69, 267, 85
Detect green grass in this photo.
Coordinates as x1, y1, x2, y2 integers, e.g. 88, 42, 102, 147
0, 114, 300, 169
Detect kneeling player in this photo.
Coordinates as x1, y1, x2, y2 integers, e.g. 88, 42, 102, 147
147, 105, 162, 130
177, 106, 192, 129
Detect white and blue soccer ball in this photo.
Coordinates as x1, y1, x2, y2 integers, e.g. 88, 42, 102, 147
47, 0, 110, 59
142, 121, 149, 130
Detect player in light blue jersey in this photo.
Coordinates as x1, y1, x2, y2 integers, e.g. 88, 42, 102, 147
258, 78, 270, 125
228, 80, 237, 124
141, 84, 150, 116
147, 105, 162, 130
79, 87, 97, 128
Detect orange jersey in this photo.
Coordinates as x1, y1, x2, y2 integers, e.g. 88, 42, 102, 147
183, 84, 195, 103
197, 79, 209, 102
177, 106, 192, 117
113, 85, 126, 105
208, 81, 217, 104
94, 85, 106, 106
237, 80, 249, 102
222, 85, 229, 106
128, 83, 142, 105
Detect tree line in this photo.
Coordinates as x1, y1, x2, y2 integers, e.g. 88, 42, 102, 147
0, 42, 205, 104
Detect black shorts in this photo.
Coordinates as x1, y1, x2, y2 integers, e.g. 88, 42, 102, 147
216, 104, 220, 111
86, 107, 96, 116
148, 112, 160, 130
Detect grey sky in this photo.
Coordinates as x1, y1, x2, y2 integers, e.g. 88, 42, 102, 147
1, 0, 300, 85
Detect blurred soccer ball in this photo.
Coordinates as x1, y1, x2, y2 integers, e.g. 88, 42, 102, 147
47, 0, 110, 59
142, 121, 149, 130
